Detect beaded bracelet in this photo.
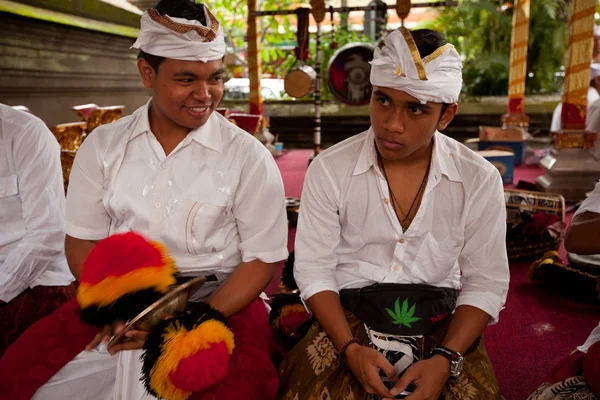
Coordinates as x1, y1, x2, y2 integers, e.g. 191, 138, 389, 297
337, 337, 360, 365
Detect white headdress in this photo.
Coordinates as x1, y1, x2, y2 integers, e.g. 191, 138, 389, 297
131, 5, 225, 62
370, 27, 463, 104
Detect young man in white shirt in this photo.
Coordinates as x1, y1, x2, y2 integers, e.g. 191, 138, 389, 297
279, 29, 509, 400
0, 1, 288, 399
0, 104, 74, 358
528, 182, 600, 399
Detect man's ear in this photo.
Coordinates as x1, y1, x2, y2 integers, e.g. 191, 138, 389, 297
137, 58, 156, 89
437, 103, 458, 131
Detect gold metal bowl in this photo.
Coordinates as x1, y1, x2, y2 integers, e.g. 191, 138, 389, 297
107, 275, 207, 349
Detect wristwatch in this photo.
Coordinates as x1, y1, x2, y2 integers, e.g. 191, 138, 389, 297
430, 346, 464, 378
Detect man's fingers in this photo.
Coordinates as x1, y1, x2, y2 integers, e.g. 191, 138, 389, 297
365, 368, 393, 398
375, 353, 398, 381
108, 340, 144, 355
125, 330, 149, 341
391, 367, 418, 396
113, 321, 126, 335
86, 325, 111, 350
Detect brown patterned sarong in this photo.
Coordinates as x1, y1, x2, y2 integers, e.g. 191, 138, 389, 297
278, 310, 500, 400
0, 282, 76, 359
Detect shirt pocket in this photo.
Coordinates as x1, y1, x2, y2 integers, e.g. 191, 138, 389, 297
0, 175, 20, 226
182, 199, 230, 259
412, 232, 463, 283
0, 175, 18, 198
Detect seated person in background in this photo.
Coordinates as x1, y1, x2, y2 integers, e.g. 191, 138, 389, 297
528, 182, 600, 399
0, 1, 288, 399
0, 103, 75, 359
279, 28, 509, 400
550, 63, 600, 133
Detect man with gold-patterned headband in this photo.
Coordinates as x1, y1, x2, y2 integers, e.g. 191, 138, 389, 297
279, 28, 509, 400
0, 1, 288, 399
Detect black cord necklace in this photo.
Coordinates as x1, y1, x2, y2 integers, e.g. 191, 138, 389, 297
376, 144, 432, 231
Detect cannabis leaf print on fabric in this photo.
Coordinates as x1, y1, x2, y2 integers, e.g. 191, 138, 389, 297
385, 298, 421, 328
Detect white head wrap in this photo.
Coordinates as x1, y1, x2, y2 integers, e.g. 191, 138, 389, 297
592, 63, 600, 80
594, 24, 600, 37
370, 27, 463, 104
131, 5, 225, 62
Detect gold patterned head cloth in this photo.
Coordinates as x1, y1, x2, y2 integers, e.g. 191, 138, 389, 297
370, 28, 463, 104
131, 4, 225, 62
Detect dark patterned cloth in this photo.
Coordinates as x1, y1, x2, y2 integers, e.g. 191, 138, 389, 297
527, 376, 598, 400
278, 310, 501, 400
0, 282, 76, 359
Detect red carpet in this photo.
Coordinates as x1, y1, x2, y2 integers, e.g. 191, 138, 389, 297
271, 149, 600, 400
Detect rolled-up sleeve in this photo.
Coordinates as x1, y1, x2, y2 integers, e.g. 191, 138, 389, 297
65, 133, 111, 240
456, 170, 509, 324
294, 158, 341, 304
575, 181, 600, 216
233, 150, 288, 263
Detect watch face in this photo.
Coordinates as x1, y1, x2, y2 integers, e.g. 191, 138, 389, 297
451, 357, 465, 377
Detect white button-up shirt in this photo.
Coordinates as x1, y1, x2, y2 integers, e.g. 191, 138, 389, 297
294, 129, 509, 322
572, 182, 600, 353
66, 101, 288, 273
0, 104, 73, 302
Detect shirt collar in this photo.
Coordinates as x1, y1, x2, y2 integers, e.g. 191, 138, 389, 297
128, 99, 222, 153
353, 129, 462, 183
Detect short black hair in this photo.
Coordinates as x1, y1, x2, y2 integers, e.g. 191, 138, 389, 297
412, 29, 452, 114
410, 29, 447, 59
137, 0, 208, 73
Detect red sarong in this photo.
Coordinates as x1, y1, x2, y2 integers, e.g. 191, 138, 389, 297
0, 297, 278, 400
0, 282, 76, 359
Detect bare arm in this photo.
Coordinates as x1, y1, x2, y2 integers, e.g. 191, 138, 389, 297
440, 305, 491, 354
64, 235, 98, 281
207, 259, 276, 317
564, 211, 600, 255
307, 291, 396, 398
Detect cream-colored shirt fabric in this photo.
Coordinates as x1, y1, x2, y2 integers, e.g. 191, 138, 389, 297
66, 101, 288, 273
294, 129, 510, 323
0, 104, 73, 302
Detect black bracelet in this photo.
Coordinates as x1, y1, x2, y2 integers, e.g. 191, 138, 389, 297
337, 338, 360, 365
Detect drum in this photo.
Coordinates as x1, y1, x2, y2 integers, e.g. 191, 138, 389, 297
327, 43, 375, 106
284, 64, 317, 98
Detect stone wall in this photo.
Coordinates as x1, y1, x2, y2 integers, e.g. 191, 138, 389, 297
0, 7, 149, 127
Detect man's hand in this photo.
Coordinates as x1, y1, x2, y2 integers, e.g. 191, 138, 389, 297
345, 343, 397, 398
107, 329, 151, 355
384, 355, 450, 400
86, 321, 151, 356
86, 321, 126, 352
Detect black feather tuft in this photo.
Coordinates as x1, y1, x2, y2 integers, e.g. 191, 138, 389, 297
79, 289, 164, 327
279, 251, 298, 292
140, 301, 228, 397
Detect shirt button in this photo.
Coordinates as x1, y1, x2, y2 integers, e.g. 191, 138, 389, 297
155, 203, 161, 208
398, 238, 405, 244
383, 197, 389, 204
392, 264, 401, 272
161, 163, 168, 169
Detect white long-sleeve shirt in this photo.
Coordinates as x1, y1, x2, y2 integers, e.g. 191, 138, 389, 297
0, 104, 73, 302
65, 101, 288, 273
294, 129, 510, 323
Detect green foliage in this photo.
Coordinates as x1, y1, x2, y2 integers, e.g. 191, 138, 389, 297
420, 0, 569, 96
